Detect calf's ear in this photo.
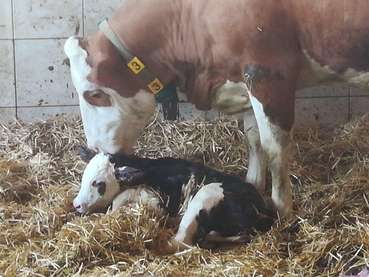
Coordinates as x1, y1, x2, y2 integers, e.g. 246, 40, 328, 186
115, 167, 146, 185
77, 145, 97, 162
83, 89, 112, 107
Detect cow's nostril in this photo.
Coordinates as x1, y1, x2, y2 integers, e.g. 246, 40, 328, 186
74, 205, 81, 209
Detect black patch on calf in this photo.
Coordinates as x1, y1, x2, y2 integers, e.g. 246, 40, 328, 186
110, 154, 199, 216
109, 153, 276, 236
195, 181, 275, 245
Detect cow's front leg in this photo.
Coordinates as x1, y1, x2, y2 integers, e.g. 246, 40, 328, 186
244, 62, 298, 217
250, 94, 293, 217
244, 109, 267, 191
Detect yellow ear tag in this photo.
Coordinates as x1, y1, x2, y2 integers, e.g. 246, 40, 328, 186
127, 57, 145, 74
148, 78, 164, 94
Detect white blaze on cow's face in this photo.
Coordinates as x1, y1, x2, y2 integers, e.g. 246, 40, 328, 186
64, 37, 156, 154
73, 153, 120, 214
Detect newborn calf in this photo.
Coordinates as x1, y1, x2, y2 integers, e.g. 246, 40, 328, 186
74, 151, 275, 251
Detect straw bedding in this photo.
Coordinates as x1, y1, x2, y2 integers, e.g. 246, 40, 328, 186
0, 113, 369, 276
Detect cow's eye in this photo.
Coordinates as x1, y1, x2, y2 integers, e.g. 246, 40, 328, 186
92, 181, 106, 195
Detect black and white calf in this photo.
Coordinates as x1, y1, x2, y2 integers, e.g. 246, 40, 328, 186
73, 151, 275, 251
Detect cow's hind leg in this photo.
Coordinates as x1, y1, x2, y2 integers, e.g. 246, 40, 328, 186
244, 109, 267, 191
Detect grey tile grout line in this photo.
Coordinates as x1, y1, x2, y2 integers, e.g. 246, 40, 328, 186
82, 0, 85, 37
295, 95, 350, 99
10, 0, 18, 120
0, 105, 79, 109
17, 105, 80, 108
0, 37, 80, 41
348, 87, 352, 121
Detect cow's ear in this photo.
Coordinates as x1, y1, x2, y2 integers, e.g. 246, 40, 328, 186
83, 89, 112, 107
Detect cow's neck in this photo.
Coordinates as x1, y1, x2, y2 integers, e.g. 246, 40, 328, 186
109, 0, 220, 110
109, 1, 177, 86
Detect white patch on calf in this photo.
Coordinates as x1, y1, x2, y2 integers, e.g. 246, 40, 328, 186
64, 37, 156, 154
173, 182, 224, 246
249, 95, 292, 217
73, 153, 120, 214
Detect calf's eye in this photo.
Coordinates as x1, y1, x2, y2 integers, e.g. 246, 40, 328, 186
92, 181, 106, 195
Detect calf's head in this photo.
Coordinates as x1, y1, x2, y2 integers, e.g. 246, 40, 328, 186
64, 36, 156, 154
73, 151, 147, 214
73, 153, 121, 214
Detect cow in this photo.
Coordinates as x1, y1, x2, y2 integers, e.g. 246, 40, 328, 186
73, 151, 275, 251
64, 0, 369, 217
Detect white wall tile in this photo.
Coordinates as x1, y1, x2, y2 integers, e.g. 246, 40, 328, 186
295, 97, 349, 127
350, 97, 369, 119
349, 87, 368, 97
178, 102, 219, 121
296, 85, 350, 98
84, 0, 123, 35
0, 40, 15, 107
13, 0, 82, 39
17, 106, 80, 122
0, 0, 13, 39
15, 39, 78, 107
0, 108, 16, 122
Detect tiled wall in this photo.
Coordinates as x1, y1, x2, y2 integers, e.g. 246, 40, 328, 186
0, 0, 368, 126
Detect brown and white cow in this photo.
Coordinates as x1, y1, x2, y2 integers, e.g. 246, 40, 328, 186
65, 0, 369, 217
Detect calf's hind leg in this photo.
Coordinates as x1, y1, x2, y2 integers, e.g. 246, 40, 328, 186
155, 183, 224, 254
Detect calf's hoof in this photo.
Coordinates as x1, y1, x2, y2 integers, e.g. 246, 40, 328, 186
150, 230, 191, 255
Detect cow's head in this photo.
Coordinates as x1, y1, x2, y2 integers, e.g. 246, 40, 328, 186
64, 36, 156, 154
73, 152, 120, 214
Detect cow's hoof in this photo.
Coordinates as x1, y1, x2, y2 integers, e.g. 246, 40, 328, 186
272, 195, 293, 219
